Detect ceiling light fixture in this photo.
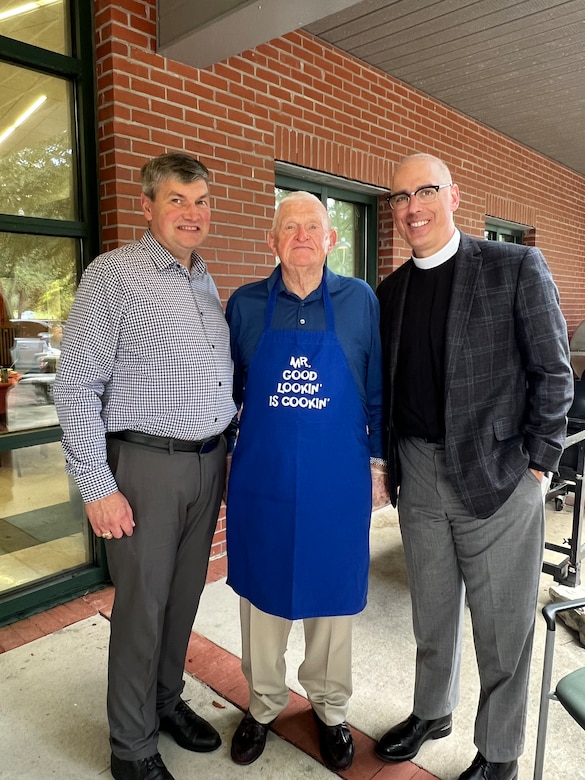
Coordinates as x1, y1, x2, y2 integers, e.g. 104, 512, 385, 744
0, 0, 60, 23
0, 94, 47, 145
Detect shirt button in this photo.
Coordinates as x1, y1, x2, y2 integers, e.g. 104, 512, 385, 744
299, 318, 306, 325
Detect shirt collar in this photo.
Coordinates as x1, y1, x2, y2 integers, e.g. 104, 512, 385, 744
266, 263, 339, 297
141, 230, 207, 276
412, 229, 461, 270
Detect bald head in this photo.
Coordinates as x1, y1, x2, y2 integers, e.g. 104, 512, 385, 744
392, 154, 453, 191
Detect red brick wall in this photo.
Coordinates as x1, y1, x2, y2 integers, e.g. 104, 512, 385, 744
95, 0, 585, 556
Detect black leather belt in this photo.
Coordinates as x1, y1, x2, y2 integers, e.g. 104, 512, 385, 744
109, 430, 221, 454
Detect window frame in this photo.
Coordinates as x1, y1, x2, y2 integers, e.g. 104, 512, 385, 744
485, 217, 529, 244
0, 0, 105, 627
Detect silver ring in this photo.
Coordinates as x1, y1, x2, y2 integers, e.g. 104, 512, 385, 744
102, 531, 113, 540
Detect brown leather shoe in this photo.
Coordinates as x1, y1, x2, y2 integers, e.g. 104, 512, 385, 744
458, 752, 518, 780
230, 711, 271, 765
375, 713, 452, 761
159, 699, 221, 753
110, 752, 174, 780
313, 710, 354, 771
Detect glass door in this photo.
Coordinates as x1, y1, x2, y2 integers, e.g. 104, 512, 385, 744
0, 0, 104, 625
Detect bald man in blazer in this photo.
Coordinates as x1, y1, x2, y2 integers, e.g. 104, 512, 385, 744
375, 153, 573, 780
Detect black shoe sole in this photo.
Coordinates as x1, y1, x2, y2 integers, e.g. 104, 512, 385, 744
375, 722, 452, 762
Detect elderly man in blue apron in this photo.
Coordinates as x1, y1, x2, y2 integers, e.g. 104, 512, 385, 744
225, 191, 388, 771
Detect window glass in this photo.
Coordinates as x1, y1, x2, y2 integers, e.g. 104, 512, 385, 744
0, 441, 90, 596
0, 0, 104, 624
0, 0, 68, 55
275, 187, 298, 208
485, 223, 524, 244
327, 198, 360, 277
0, 62, 76, 220
0, 232, 77, 432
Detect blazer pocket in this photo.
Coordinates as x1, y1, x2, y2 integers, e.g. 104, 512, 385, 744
492, 417, 521, 442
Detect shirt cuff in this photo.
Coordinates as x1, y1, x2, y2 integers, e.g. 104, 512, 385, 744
74, 466, 119, 504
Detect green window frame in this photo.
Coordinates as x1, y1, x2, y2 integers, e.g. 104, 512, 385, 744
0, 0, 104, 626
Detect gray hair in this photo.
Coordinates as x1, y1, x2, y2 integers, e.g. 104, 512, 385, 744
140, 153, 209, 200
272, 191, 329, 232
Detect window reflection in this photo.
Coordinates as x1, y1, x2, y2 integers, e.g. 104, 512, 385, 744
0, 0, 67, 55
327, 198, 359, 277
0, 233, 76, 432
0, 0, 97, 621
0, 62, 76, 220
0, 441, 90, 595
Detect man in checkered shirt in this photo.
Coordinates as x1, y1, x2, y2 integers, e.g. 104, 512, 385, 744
54, 153, 236, 780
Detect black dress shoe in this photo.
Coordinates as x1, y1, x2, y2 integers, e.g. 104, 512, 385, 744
230, 711, 272, 765
110, 752, 174, 780
375, 712, 452, 761
312, 710, 354, 771
458, 752, 518, 780
159, 699, 221, 753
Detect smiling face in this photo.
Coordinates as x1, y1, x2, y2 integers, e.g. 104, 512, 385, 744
140, 176, 211, 266
268, 194, 337, 276
391, 155, 460, 258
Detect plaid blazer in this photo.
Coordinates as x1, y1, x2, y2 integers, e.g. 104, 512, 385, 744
377, 232, 573, 519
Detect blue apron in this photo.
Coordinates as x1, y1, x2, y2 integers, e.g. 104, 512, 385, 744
226, 271, 372, 620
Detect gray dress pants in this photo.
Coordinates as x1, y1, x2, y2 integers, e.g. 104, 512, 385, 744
397, 437, 545, 762
105, 436, 226, 761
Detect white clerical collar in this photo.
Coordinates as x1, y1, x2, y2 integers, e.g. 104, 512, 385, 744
412, 229, 461, 269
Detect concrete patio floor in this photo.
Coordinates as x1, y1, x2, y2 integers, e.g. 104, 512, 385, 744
0, 502, 583, 780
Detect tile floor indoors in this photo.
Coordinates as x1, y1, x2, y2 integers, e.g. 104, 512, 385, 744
0, 503, 584, 780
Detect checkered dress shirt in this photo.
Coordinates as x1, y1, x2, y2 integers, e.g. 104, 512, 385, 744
54, 231, 235, 502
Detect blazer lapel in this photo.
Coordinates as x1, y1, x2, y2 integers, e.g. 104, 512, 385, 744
387, 262, 412, 381
444, 234, 483, 398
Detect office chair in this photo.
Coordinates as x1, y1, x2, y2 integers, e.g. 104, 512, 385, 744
533, 596, 585, 779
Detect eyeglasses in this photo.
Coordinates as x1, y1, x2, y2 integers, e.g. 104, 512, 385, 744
386, 183, 452, 210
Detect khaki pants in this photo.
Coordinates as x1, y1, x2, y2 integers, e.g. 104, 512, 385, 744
240, 598, 353, 726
